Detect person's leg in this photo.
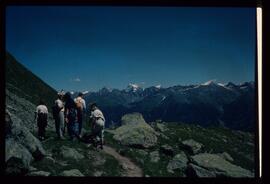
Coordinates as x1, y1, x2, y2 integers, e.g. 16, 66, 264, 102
38, 126, 42, 140
77, 111, 82, 136
73, 121, 79, 139
55, 118, 60, 138
41, 114, 47, 140
96, 119, 105, 148
67, 120, 74, 140
59, 111, 65, 138
41, 125, 46, 140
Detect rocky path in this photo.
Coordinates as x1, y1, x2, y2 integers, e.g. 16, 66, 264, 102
102, 145, 143, 177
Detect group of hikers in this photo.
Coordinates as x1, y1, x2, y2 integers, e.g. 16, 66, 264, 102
34, 91, 105, 149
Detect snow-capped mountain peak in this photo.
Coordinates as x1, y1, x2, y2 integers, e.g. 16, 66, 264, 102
126, 83, 142, 92
201, 80, 218, 86
82, 91, 89, 95
155, 84, 161, 89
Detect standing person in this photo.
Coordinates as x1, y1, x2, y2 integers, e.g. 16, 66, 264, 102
74, 92, 86, 137
53, 91, 65, 139
35, 100, 48, 141
89, 103, 105, 149
64, 92, 79, 141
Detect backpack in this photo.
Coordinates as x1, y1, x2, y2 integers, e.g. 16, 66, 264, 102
68, 106, 78, 122
52, 104, 60, 120
75, 97, 84, 111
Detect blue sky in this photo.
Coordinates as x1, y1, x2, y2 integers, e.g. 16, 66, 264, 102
6, 6, 256, 92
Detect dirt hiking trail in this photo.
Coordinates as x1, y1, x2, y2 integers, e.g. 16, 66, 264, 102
102, 145, 143, 177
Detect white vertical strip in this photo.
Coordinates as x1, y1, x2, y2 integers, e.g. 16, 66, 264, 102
256, 7, 262, 178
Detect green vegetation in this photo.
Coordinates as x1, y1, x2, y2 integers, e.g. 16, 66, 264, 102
104, 122, 255, 176
31, 130, 124, 176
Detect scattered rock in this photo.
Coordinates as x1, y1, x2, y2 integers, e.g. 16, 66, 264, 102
5, 138, 33, 175
190, 153, 254, 177
39, 156, 56, 165
218, 152, 234, 162
156, 123, 168, 132
137, 150, 148, 157
27, 171, 51, 176
160, 144, 174, 156
57, 161, 68, 167
93, 171, 103, 176
29, 166, 38, 172
6, 110, 46, 162
186, 163, 216, 177
113, 113, 158, 148
121, 163, 135, 170
167, 151, 188, 174
160, 133, 170, 140
60, 169, 84, 176
149, 150, 160, 163
181, 139, 203, 155
59, 146, 84, 160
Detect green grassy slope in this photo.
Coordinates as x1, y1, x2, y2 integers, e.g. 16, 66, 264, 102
105, 122, 255, 177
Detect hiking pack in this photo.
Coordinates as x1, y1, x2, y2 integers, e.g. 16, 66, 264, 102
75, 97, 84, 111
68, 105, 78, 122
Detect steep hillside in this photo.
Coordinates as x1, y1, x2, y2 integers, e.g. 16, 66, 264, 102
6, 52, 57, 107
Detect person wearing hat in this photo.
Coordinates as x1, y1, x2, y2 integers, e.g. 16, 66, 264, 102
74, 92, 86, 137
53, 91, 65, 139
89, 102, 105, 149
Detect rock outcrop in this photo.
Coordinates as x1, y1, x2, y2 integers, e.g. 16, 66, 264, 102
189, 153, 254, 177
167, 151, 188, 175
113, 113, 158, 148
181, 139, 203, 155
59, 146, 85, 161
60, 169, 84, 176
5, 110, 46, 175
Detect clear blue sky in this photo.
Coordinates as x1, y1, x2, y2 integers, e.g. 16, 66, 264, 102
6, 6, 256, 92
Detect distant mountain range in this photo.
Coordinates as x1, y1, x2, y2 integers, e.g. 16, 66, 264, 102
74, 81, 255, 131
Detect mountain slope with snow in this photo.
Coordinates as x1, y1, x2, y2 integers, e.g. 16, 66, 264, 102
82, 80, 255, 131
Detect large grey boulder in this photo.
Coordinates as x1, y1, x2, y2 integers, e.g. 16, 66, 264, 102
113, 113, 158, 148
167, 151, 188, 174
27, 171, 51, 176
60, 169, 84, 176
5, 138, 33, 175
6, 110, 46, 160
59, 146, 85, 160
186, 163, 216, 177
5, 110, 46, 175
190, 153, 254, 177
181, 139, 203, 155
218, 152, 234, 162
